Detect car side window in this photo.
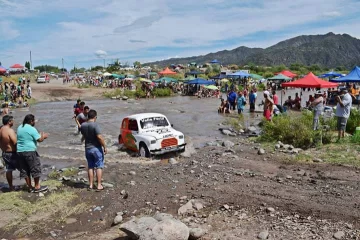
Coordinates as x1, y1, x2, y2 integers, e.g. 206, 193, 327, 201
122, 119, 127, 129
128, 119, 139, 131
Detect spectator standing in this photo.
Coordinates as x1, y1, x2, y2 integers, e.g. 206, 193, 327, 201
17, 114, 49, 193
310, 91, 324, 130
80, 110, 107, 191
0, 115, 18, 191
335, 88, 352, 142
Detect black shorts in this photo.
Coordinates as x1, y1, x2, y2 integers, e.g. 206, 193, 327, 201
2, 152, 19, 172
18, 151, 42, 179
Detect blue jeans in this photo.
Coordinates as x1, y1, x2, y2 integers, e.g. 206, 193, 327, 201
85, 147, 104, 169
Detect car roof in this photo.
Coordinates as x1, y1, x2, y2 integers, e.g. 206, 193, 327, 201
126, 113, 167, 120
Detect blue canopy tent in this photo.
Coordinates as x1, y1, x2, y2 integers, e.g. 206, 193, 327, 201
227, 71, 250, 78
185, 78, 215, 85
330, 66, 360, 82
319, 71, 343, 78
210, 59, 220, 64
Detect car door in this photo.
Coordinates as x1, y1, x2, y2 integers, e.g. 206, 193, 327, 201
120, 118, 129, 145
125, 119, 139, 151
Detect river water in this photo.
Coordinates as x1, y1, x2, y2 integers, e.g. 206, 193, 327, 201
9, 89, 318, 167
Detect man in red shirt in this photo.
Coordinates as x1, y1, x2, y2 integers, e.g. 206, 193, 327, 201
272, 90, 279, 105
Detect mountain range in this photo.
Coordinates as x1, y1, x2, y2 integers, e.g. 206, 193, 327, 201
146, 33, 360, 68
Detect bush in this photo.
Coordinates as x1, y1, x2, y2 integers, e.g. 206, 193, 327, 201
152, 88, 172, 97
346, 109, 360, 134
260, 111, 334, 149
257, 83, 266, 91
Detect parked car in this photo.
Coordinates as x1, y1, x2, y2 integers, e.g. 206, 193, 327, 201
37, 75, 50, 83
118, 113, 186, 157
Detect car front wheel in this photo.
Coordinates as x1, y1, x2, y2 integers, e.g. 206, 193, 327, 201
139, 143, 151, 158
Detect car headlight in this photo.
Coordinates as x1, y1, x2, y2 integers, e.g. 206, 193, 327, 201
179, 135, 184, 139
150, 140, 156, 144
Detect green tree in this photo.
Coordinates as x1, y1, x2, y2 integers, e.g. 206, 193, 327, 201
134, 61, 141, 69
34, 65, 59, 73
25, 61, 31, 70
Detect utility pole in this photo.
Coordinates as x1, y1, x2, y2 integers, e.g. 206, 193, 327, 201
103, 59, 105, 69
62, 58, 64, 72
30, 51, 32, 70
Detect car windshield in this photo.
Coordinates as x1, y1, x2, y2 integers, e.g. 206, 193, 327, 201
140, 116, 169, 129
39, 75, 46, 78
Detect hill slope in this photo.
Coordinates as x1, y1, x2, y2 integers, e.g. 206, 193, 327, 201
147, 33, 360, 68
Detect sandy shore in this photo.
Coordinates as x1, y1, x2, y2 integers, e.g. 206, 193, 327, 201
31, 79, 106, 102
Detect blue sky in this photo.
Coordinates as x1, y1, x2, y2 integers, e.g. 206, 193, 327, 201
0, 0, 360, 69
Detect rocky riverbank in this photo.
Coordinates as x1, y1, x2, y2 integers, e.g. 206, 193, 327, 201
1, 136, 359, 239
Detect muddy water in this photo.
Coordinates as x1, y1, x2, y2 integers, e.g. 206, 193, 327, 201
9, 89, 318, 167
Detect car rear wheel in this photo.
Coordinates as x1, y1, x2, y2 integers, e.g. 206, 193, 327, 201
139, 143, 151, 158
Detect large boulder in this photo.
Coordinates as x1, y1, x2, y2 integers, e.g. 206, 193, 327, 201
120, 215, 189, 240
222, 140, 235, 148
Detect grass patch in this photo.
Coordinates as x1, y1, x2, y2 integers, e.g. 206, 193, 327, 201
48, 168, 79, 179
0, 190, 86, 237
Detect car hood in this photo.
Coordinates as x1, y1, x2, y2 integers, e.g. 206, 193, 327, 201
141, 128, 181, 140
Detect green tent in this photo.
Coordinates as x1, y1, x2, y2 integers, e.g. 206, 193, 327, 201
0, 77, 2, 83
250, 73, 264, 80
179, 75, 195, 81
148, 72, 158, 76
112, 73, 125, 79
267, 73, 292, 81
153, 77, 177, 83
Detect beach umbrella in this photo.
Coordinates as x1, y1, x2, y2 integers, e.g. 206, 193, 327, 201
153, 77, 177, 83
220, 78, 229, 82
140, 79, 152, 83
10, 63, 24, 69
205, 85, 218, 90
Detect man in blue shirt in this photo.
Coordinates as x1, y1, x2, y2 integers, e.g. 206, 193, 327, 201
227, 90, 237, 111
17, 114, 49, 193
249, 89, 257, 112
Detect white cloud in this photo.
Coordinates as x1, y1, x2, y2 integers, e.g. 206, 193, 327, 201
322, 11, 341, 17
95, 50, 107, 58
0, 21, 20, 40
1, 0, 360, 67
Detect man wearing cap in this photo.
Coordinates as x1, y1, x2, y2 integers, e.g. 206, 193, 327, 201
310, 91, 324, 130
335, 88, 352, 141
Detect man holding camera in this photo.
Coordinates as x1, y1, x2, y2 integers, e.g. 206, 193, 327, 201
335, 88, 352, 142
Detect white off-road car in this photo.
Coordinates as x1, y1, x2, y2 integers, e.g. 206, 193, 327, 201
118, 113, 186, 157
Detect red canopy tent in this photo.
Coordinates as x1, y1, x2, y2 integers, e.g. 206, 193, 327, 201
10, 64, 25, 69
159, 67, 176, 75
282, 72, 338, 88
277, 70, 297, 78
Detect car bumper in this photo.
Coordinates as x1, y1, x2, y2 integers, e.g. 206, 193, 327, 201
150, 143, 186, 155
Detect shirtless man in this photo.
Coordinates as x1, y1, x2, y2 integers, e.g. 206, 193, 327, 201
2, 103, 9, 116
0, 115, 18, 191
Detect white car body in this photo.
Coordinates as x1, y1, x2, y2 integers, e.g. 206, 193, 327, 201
37, 75, 47, 83
119, 113, 186, 157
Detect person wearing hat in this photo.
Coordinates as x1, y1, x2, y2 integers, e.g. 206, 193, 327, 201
335, 88, 352, 141
263, 91, 274, 121
310, 90, 324, 130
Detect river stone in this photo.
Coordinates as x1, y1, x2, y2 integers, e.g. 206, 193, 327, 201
258, 230, 269, 239
258, 148, 266, 155
313, 158, 323, 163
102, 182, 114, 188
151, 218, 189, 240
189, 228, 207, 240
169, 158, 178, 165
120, 217, 158, 239
222, 129, 233, 136
178, 199, 204, 215
122, 96, 129, 100
222, 140, 235, 148
247, 126, 257, 133
153, 213, 174, 221
275, 144, 280, 149
113, 215, 123, 225
333, 231, 345, 239
120, 216, 189, 240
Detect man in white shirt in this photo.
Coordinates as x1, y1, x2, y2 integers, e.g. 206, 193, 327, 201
335, 88, 352, 141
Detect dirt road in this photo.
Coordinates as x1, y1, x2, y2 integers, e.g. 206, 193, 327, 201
31, 79, 105, 102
